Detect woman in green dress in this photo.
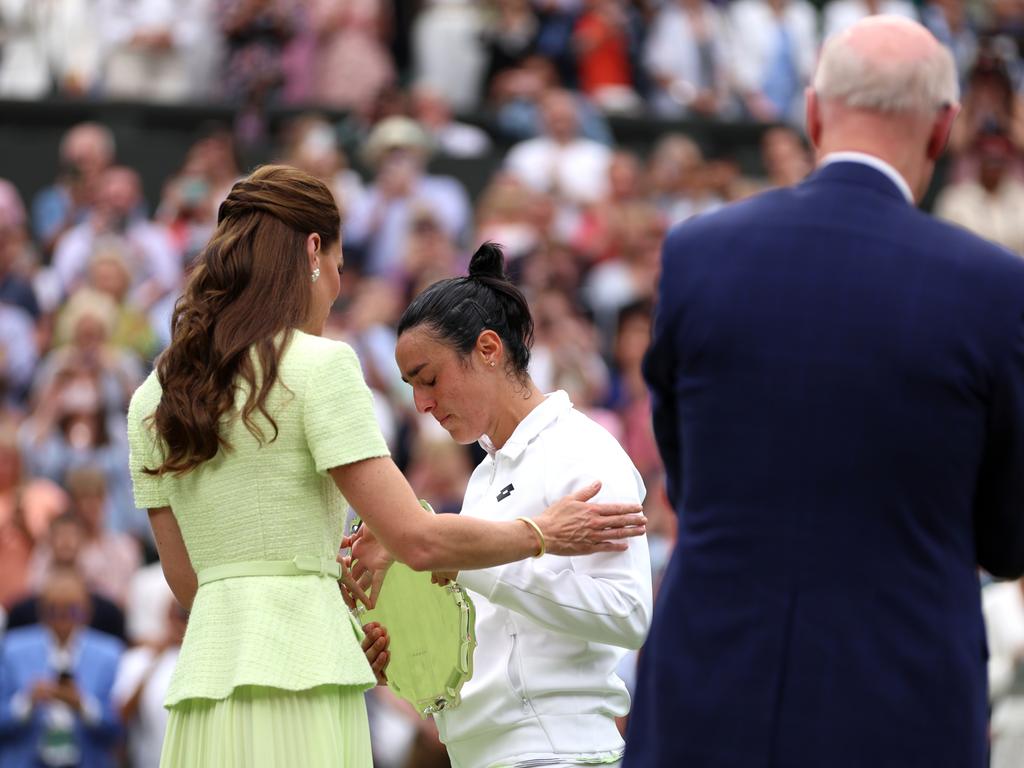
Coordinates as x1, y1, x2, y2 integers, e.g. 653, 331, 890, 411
126, 165, 646, 768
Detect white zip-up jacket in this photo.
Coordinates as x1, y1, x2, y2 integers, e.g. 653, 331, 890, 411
435, 391, 652, 768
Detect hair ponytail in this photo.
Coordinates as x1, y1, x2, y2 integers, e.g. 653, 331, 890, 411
467, 242, 507, 280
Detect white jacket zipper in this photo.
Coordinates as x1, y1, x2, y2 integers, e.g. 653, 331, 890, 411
506, 622, 530, 713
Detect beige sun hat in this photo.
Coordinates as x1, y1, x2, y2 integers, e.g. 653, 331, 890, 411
361, 117, 434, 168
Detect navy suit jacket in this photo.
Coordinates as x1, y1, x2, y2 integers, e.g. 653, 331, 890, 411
0, 625, 123, 768
626, 162, 1024, 768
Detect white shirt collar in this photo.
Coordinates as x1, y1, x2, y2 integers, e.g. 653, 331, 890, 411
46, 628, 81, 670
478, 391, 572, 460
819, 151, 915, 204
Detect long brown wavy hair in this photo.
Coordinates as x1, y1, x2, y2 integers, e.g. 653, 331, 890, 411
147, 164, 340, 475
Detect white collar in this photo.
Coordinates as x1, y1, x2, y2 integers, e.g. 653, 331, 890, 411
478, 391, 572, 461
46, 628, 81, 670
819, 151, 915, 204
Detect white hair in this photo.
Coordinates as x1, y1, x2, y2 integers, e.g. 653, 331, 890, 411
814, 20, 959, 114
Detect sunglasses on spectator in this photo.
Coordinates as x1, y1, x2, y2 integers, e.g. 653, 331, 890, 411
39, 603, 89, 622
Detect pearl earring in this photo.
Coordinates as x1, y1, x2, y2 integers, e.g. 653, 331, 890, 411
490, 361, 496, 367
311, 267, 320, 283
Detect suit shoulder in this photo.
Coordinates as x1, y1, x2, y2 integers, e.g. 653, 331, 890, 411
896, 208, 1024, 318
916, 210, 1024, 279
662, 188, 792, 253
2, 626, 45, 656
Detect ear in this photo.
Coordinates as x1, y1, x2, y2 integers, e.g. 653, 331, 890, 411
926, 103, 960, 162
306, 233, 321, 272
475, 329, 503, 367
805, 88, 822, 149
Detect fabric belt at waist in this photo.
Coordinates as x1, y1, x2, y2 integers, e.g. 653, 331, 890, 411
197, 555, 341, 587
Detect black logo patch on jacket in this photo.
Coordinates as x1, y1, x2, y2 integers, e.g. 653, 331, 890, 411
496, 483, 514, 502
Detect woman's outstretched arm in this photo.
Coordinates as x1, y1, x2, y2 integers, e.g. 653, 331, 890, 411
330, 457, 645, 573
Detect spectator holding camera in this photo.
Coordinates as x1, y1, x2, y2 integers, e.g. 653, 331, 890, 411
0, 568, 122, 768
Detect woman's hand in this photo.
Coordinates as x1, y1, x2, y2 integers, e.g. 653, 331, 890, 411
431, 571, 458, 587
351, 525, 394, 573
362, 622, 390, 685
342, 526, 393, 609
534, 481, 646, 557
338, 553, 375, 610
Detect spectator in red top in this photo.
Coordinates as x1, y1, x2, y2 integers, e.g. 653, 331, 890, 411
573, 0, 642, 113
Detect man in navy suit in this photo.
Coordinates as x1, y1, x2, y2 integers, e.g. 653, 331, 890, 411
0, 568, 122, 767
626, 16, 1024, 768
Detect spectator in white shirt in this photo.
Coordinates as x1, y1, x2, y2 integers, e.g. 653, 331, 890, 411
823, 0, 918, 39
123, 562, 173, 645
412, 0, 488, 113
112, 594, 186, 768
0, 0, 102, 98
729, 0, 819, 125
99, 0, 220, 101
504, 88, 613, 205
410, 83, 493, 159
643, 0, 734, 118
935, 129, 1024, 255
984, 577, 1024, 768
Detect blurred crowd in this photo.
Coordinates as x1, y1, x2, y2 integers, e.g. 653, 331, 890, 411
0, 2, 990, 111
0, 0, 1019, 124
1, 1, 1024, 767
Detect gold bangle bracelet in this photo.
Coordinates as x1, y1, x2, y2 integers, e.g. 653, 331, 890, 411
516, 517, 546, 558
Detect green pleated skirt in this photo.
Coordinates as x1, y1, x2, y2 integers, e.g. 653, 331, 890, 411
159, 684, 373, 767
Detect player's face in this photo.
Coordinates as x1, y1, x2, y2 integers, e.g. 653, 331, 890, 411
396, 327, 497, 445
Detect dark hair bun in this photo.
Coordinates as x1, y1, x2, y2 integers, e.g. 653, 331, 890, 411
468, 242, 507, 281
399, 239, 534, 378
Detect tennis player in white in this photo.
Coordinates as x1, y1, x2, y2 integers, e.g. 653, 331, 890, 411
389, 242, 652, 768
